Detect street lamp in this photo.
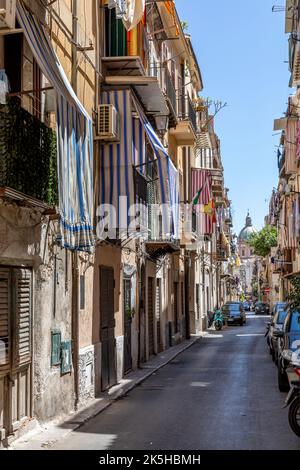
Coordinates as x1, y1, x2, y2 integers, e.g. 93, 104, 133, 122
284, 183, 300, 195
155, 115, 169, 139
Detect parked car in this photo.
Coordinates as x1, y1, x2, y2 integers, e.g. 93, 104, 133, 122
255, 301, 270, 315
222, 302, 246, 326
275, 308, 300, 392
266, 309, 288, 361
243, 301, 250, 311
272, 301, 287, 317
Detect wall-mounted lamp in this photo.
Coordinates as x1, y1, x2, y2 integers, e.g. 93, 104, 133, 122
155, 115, 169, 134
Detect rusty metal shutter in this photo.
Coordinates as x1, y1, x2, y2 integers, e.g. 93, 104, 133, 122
13, 269, 32, 367
0, 268, 10, 374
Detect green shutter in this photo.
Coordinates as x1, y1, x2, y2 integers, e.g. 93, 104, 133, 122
105, 7, 127, 57
51, 330, 61, 366
61, 341, 72, 375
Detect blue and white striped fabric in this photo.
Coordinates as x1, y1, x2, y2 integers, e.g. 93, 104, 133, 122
17, 2, 94, 252
100, 90, 134, 229
132, 117, 146, 176
133, 99, 180, 239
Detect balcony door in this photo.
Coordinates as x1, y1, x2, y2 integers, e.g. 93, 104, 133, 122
105, 6, 127, 57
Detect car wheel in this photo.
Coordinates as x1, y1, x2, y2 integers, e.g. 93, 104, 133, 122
277, 361, 289, 392
271, 349, 275, 362
288, 397, 300, 438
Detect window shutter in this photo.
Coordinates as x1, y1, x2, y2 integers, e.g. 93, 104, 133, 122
0, 268, 10, 374
13, 268, 32, 367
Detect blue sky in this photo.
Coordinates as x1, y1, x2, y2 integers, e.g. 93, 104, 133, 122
176, 0, 291, 235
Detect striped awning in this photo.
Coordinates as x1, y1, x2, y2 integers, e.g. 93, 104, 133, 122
17, 2, 94, 252
100, 90, 180, 239
100, 90, 135, 229
132, 98, 180, 239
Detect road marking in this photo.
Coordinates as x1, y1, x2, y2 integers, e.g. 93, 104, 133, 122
190, 382, 210, 388
236, 334, 265, 337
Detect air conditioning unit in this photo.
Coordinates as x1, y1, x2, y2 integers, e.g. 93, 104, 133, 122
96, 104, 120, 141
0, 0, 16, 29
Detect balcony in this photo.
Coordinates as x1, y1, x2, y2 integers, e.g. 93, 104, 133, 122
145, 199, 180, 258
278, 150, 286, 176
169, 93, 197, 144
212, 174, 223, 196
0, 100, 57, 206
163, 67, 177, 127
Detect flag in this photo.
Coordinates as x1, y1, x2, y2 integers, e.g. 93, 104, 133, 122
192, 187, 204, 206
191, 169, 214, 235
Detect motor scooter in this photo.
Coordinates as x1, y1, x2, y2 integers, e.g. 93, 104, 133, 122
214, 310, 224, 331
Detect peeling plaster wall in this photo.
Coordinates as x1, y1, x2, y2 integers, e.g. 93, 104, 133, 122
0, 203, 74, 422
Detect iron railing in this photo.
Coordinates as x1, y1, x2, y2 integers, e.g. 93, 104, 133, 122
0, 100, 57, 205
178, 94, 197, 132
164, 67, 177, 117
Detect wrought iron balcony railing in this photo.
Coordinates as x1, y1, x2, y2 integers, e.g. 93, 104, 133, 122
164, 67, 177, 118
178, 94, 197, 133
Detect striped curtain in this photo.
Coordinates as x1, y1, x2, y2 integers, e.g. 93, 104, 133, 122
132, 98, 180, 239
100, 90, 135, 229
17, 2, 94, 252
132, 117, 146, 175
191, 168, 214, 235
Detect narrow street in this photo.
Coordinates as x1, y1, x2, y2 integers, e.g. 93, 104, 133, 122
53, 316, 300, 451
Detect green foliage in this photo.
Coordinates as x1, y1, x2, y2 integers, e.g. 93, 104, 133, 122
0, 99, 58, 206
249, 225, 278, 258
181, 20, 188, 31
287, 278, 300, 309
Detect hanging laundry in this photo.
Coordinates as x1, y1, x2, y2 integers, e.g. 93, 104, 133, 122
123, 0, 145, 31
108, 0, 126, 19
0, 69, 9, 105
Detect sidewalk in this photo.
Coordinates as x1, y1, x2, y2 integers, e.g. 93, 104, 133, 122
9, 334, 202, 450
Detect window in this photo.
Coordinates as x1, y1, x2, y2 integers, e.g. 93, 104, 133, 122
290, 312, 300, 332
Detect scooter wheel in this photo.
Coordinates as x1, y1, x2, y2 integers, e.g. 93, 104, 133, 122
288, 397, 300, 438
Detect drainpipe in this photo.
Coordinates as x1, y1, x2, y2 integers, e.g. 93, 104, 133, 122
71, 0, 79, 410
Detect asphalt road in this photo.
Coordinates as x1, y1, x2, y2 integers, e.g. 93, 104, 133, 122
54, 315, 300, 450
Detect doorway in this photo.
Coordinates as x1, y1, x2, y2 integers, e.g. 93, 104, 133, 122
99, 266, 116, 391
0, 267, 32, 445
123, 277, 132, 374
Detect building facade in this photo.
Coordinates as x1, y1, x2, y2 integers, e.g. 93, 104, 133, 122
0, 0, 233, 446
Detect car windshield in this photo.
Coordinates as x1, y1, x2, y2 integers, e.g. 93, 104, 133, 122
277, 311, 288, 324
276, 302, 286, 310
224, 304, 240, 311
290, 311, 300, 332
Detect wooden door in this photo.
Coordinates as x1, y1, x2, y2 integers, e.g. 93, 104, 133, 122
0, 267, 32, 445
173, 282, 179, 333
100, 266, 116, 391
156, 279, 162, 353
123, 278, 132, 374
148, 278, 154, 357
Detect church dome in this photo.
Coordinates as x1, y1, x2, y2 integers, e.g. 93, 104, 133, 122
238, 212, 257, 242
